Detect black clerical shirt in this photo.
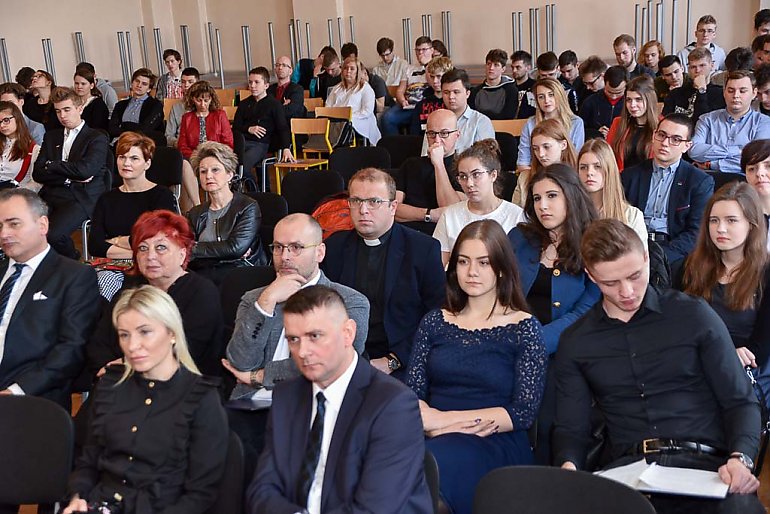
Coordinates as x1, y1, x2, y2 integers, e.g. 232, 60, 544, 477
553, 286, 760, 469
354, 227, 392, 359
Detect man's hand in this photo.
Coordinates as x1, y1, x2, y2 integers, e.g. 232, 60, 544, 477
283, 98, 291, 106
718, 458, 760, 494
62, 495, 88, 514
280, 148, 296, 163
370, 357, 393, 375
400, 99, 410, 108
0, 389, 12, 395
598, 126, 610, 138
257, 273, 308, 313
428, 140, 446, 167
694, 161, 711, 170
222, 359, 262, 385
249, 125, 267, 138
96, 358, 123, 378
736, 347, 757, 368
561, 461, 577, 471
693, 74, 708, 91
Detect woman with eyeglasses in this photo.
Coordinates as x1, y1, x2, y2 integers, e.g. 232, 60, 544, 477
512, 119, 577, 207
0, 100, 40, 191
408, 220, 546, 514
87, 210, 224, 383
185, 141, 266, 285
325, 56, 381, 144
679, 182, 770, 407
742, 140, 770, 251
508, 164, 600, 463
577, 138, 648, 249
23, 69, 62, 130
433, 139, 525, 265
516, 78, 584, 175
607, 75, 659, 171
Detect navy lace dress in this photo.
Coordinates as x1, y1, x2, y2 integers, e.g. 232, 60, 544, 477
407, 309, 547, 514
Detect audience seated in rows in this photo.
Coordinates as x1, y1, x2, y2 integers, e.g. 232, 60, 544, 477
511, 50, 537, 119
72, 68, 109, 133
372, 37, 410, 87
178, 80, 234, 160
165, 67, 199, 148
155, 48, 185, 102
326, 56, 381, 144
655, 54, 685, 102
607, 76, 658, 171
641, 39, 665, 76
24, 70, 62, 131
663, 47, 726, 121
613, 33, 656, 80
0, 82, 45, 145
677, 14, 727, 72
382, 36, 434, 136
536, 51, 579, 114
310, 46, 342, 102
469, 48, 520, 120
108, 68, 164, 146
410, 56, 452, 135
578, 63, 625, 139
0, 100, 41, 191
267, 55, 306, 121
75, 62, 118, 117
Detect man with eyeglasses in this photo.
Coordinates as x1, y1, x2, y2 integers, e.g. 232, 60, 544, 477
323, 168, 444, 382
677, 14, 726, 72
690, 70, 770, 173
579, 64, 627, 139
395, 109, 465, 235
381, 36, 434, 136
663, 47, 725, 122
267, 56, 306, 121
622, 113, 714, 268
223, 213, 369, 476
372, 37, 410, 87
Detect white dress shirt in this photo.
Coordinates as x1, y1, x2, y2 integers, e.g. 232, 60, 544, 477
0, 245, 51, 394
306, 352, 359, 514
62, 120, 85, 162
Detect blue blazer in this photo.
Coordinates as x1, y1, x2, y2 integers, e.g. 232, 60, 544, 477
508, 227, 600, 355
248, 356, 433, 514
322, 223, 446, 379
621, 158, 714, 264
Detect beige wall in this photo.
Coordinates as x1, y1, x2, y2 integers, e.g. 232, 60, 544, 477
0, 0, 761, 89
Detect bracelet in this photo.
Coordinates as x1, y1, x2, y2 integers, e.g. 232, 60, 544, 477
250, 370, 261, 387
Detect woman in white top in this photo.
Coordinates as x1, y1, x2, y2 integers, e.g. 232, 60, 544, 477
577, 138, 648, 250
0, 101, 40, 191
434, 139, 526, 265
326, 56, 381, 145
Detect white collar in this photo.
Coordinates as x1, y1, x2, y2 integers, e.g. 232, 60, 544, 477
301, 271, 322, 289
312, 352, 358, 411
64, 120, 85, 136
9, 244, 50, 272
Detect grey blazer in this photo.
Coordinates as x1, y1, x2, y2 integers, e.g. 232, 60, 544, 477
226, 271, 369, 398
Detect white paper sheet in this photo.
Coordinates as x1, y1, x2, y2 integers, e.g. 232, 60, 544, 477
595, 459, 729, 499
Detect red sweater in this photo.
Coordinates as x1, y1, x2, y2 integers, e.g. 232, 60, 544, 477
178, 109, 234, 159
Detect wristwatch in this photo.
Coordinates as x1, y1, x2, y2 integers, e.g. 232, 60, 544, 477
387, 354, 401, 372
697, 87, 707, 94
729, 452, 755, 470
424, 209, 432, 223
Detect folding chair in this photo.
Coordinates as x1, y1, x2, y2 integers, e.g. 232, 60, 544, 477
491, 119, 528, 137
147, 146, 184, 201
215, 88, 236, 107
377, 135, 424, 168
244, 191, 288, 248
206, 431, 245, 514
164, 98, 183, 120
314, 106, 356, 149
223, 105, 237, 122
281, 169, 344, 215
328, 146, 392, 187
304, 97, 324, 112
272, 118, 331, 194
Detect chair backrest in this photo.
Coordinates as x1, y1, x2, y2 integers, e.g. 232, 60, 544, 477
316, 106, 353, 120
491, 119, 528, 137
424, 450, 441, 514
238, 89, 251, 103
292, 118, 332, 156
223, 105, 238, 122
147, 146, 184, 199
304, 97, 324, 112
219, 266, 277, 342
206, 431, 245, 514
281, 169, 345, 215
244, 191, 288, 246
386, 85, 399, 99
0, 396, 74, 504
494, 132, 519, 172
328, 146, 393, 187
215, 88, 236, 107
377, 134, 424, 167
706, 170, 746, 191
473, 466, 656, 514
164, 98, 183, 120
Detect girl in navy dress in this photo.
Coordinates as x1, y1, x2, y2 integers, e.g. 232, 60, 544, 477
407, 219, 547, 514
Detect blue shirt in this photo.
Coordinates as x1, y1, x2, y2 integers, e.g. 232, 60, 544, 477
690, 108, 770, 173
643, 160, 680, 234
122, 94, 149, 124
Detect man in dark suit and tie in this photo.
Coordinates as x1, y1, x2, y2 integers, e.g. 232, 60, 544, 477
322, 168, 446, 381
0, 188, 100, 406
621, 113, 714, 269
248, 284, 433, 514
32, 86, 109, 259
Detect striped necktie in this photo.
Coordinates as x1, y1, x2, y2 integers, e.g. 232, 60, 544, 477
0, 263, 25, 321
297, 391, 327, 507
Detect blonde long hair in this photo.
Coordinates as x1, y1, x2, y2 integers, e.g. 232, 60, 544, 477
533, 78, 576, 135
578, 138, 630, 223
112, 285, 200, 383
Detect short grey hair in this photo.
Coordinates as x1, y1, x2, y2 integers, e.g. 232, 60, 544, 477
190, 141, 238, 176
0, 188, 48, 218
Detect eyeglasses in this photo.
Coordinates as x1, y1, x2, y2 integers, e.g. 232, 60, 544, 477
347, 197, 393, 209
415, 47, 433, 54
425, 129, 458, 139
274, 62, 292, 69
696, 28, 716, 34
653, 130, 689, 146
0, 117, 14, 126
380, 51, 393, 58
456, 169, 491, 183
268, 242, 321, 256
584, 74, 603, 86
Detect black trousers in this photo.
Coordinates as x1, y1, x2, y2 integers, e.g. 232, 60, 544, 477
45, 194, 89, 260
606, 453, 765, 514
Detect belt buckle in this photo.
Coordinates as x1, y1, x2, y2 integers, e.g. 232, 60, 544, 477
642, 439, 660, 454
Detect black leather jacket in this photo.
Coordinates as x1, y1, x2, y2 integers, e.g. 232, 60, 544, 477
186, 192, 266, 268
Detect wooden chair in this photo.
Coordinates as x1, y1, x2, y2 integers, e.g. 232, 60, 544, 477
272, 118, 331, 194
303, 89, 311, 98
386, 85, 399, 99
491, 119, 528, 137
310, 106, 356, 153
163, 98, 183, 120
304, 97, 324, 112
223, 105, 237, 122
238, 89, 251, 103
215, 88, 236, 107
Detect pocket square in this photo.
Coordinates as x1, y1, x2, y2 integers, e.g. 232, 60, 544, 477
32, 291, 48, 301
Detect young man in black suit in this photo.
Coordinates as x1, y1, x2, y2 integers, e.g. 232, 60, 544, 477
621, 113, 714, 269
32, 86, 109, 259
322, 168, 446, 381
108, 67, 164, 144
0, 188, 100, 406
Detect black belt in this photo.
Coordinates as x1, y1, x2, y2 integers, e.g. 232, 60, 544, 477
628, 438, 727, 458
648, 232, 669, 243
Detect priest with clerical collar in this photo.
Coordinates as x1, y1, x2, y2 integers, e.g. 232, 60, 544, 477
322, 167, 446, 381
